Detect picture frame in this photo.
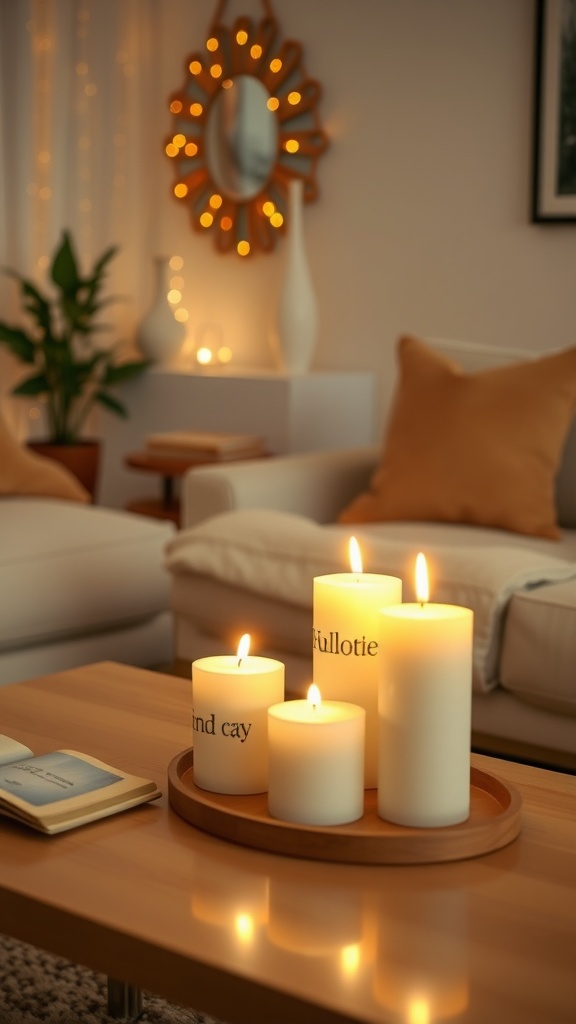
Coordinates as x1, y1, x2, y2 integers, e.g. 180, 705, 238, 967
532, 0, 576, 221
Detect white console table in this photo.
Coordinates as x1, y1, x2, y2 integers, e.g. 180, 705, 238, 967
98, 369, 376, 511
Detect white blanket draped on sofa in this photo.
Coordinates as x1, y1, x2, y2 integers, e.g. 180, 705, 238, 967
165, 508, 576, 695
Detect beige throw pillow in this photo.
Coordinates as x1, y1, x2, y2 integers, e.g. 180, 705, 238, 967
338, 334, 576, 539
0, 413, 89, 502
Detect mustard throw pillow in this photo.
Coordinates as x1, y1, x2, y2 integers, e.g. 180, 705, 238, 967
0, 413, 90, 502
338, 334, 576, 539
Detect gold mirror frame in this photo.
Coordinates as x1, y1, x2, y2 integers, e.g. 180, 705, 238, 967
165, 0, 329, 257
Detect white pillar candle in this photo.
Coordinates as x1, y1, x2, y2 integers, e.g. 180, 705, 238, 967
192, 634, 284, 795
378, 554, 473, 828
268, 685, 365, 826
313, 537, 402, 788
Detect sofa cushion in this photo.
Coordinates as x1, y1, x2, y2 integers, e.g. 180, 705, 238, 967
338, 334, 576, 539
165, 509, 576, 694
0, 499, 175, 652
0, 412, 89, 502
500, 580, 576, 716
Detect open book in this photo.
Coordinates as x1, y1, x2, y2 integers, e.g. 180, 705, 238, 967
0, 735, 161, 834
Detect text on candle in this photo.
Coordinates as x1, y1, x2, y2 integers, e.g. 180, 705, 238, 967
312, 629, 378, 656
192, 711, 252, 743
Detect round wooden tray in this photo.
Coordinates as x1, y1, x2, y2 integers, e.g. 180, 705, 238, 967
168, 748, 522, 865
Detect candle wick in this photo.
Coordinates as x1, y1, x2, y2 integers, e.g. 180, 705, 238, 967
419, 600, 425, 609
237, 657, 243, 668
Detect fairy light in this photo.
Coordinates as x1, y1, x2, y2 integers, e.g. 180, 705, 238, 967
29, 2, 54, 269
75, 3, 93, 255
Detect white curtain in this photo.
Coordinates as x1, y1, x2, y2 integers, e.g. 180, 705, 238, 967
0, 0, 162, 411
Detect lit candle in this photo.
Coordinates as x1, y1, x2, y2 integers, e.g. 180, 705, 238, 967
378, 554, 473, 827
192, 634, 284, 795
313, 537, 402, 788
267, 684, 365, 826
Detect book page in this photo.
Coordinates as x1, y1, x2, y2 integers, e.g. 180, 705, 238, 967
0, 734, 34, 766
0, 751, 123, 806
0, 749, 161, 828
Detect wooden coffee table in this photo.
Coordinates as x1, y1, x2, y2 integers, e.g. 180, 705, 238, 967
0, 662, 574, 1024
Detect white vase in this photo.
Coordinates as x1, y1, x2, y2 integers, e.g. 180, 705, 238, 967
275, 179, 318, 374
137, 256, 186, 365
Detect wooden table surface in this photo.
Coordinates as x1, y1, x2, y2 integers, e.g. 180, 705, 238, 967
0, 662, 574, 1024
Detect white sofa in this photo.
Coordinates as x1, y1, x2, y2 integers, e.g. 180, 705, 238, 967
0, 498, 175, 686
164, 339, 576, 772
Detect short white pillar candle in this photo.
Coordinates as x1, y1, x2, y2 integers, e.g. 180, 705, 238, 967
268, 685, 365, 826
192, 634, 285, 795
313, 537, 402, 789
378, 554, 473, 828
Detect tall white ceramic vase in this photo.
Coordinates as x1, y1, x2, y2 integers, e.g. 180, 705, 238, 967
275, 179, 318, 374
137, 256, 186, 366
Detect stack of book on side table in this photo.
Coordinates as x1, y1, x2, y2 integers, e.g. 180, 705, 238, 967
144, 431, 267, 462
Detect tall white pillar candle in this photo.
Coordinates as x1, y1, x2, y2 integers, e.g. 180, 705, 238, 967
192, 634, 284, 795
313, 538, 402, 788
268, 685, 365, 826
378, 554, 473, 827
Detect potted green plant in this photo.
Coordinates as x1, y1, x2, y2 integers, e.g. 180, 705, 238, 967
0, 230, 150, 495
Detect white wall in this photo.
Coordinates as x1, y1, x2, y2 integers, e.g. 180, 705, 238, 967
149, 0, 576, 433
2, 0, 575, 446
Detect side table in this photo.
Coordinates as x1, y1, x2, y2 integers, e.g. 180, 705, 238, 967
124, 452, 210, 526
124, 450, 267, 526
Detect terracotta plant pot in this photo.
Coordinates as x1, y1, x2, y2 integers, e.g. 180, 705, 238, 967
28, 440, 101, 500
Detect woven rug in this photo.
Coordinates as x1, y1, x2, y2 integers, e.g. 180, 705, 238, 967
0, 934, 223, 1024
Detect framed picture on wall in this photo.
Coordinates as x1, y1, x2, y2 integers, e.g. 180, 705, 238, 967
532, 0, 576, 221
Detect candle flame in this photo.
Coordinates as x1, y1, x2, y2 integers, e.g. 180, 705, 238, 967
236, 632, 251, 666
415, 552, 429, 605
307, 683, 322, 709
349, 536, 363, 574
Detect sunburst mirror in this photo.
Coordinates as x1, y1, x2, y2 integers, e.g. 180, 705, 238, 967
164, 0, 329, 256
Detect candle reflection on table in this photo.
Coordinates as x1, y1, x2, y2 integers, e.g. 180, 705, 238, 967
189, 847, 269, 930
267, 877, 363, 957
372, 883, 469, 1020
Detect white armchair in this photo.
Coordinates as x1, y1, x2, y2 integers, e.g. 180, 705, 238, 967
180, 446, 379, 529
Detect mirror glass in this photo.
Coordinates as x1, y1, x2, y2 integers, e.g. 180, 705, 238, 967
165, 10, 329, 256
206, 76, 278, 202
